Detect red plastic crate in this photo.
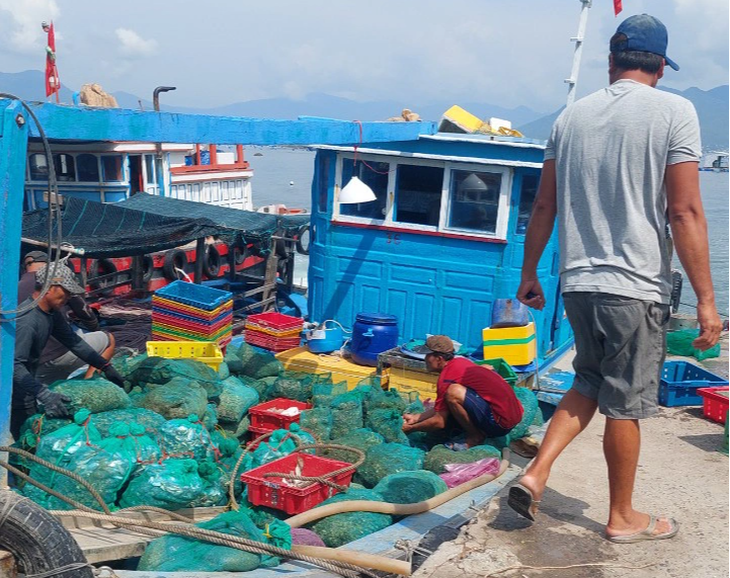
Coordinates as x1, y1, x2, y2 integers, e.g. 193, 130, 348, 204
698, 387, 729, 424
246, 425, 274, 449
245, 330, 300, 352
248, 398, 311, 431
246, 312, 303, 333
241, 453, 354, 514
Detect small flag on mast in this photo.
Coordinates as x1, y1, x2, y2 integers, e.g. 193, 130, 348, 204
614, 0, 623, 16
43, 21, 60, 101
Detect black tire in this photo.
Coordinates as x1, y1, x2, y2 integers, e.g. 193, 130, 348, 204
203, 245, 221, 279
228, 241, 245, 267
162, 249, 187, 281
88, 258, 117, 296
296, 225, 311, 255
275, 238, 290, 259
0, 490, 94, 577
141, 254, 154, 283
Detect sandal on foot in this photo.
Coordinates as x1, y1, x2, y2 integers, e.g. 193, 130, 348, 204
507, 483, 540, 522
444, 442, 469, 452
607, 516, 679, 544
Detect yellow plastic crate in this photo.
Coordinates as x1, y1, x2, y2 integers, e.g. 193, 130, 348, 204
146, 340, 224, 371
275, 346, 385, 390
482, 322, 536, 366
387, 368, 438, 401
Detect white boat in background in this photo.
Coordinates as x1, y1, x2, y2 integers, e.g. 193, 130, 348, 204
700, 150, 729, 172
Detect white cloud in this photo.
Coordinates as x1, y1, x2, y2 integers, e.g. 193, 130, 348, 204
115, 27, 157, 57
0, 0, 59, 54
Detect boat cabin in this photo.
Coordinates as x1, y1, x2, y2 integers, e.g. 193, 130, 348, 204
308, 133, 573, 364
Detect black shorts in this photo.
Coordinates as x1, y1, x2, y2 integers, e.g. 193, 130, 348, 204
463, 388, 512, 437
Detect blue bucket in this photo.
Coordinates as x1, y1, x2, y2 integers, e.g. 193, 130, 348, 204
306, 320, 345, 354
491, 298, 529, 328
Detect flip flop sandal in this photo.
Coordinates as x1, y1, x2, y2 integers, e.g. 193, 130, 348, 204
444, 442, 469, 452
606, 516, 679, 544
507, 483, 540, 522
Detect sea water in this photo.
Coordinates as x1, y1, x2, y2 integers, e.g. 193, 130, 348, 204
247, 147, 729, 317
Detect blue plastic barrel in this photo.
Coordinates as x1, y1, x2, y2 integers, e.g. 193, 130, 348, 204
491, 298, 529, 328
307, 320, 344, 354
350, 313, 399, 366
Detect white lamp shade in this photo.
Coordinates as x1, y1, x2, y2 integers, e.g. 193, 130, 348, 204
339, 176, 377, 204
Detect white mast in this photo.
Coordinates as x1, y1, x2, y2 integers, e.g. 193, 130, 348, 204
565, 0, 592, 106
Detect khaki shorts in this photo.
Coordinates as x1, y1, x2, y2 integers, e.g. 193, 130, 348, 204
36, 330, 110, 384
563, 292, 670, 419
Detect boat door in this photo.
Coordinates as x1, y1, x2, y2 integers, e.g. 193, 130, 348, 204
129, 155, 144, 195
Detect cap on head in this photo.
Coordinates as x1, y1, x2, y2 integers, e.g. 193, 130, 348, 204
35, 264, 85, 295
612, 14, 678, 71
424, 335, 455, 355
24, 250, 49, 264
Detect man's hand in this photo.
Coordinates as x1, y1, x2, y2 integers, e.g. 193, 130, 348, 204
694, 301, 723, 350
402, 413, 420, 425
36, 386, 72, 419
517, 278, 546, 310
102, 363, 125, 388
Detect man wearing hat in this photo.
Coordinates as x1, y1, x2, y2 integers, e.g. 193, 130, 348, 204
401, 335, 523, 449
12, 264, 125, 438
514, 15, 721, 542
18, 251, 116, 383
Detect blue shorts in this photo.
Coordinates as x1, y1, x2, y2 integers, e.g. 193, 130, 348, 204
463, 388, 512, 437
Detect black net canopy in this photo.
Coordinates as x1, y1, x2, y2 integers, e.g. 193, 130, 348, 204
22, 194, 309, 259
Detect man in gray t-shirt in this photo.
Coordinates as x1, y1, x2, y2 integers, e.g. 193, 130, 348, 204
509, 15, 722, 543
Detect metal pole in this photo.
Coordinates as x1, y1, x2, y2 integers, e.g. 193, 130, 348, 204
565, 0, 592, 107
152, 86, 176, 197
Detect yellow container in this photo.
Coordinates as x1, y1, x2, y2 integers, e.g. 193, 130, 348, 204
439, 105, 484, 133
146, 340, 224, 371
275, 347, 385, 390
387, 368, 439, 402
482, 322, 536, 366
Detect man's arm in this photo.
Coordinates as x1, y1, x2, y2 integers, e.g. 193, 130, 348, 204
67, 296, 100, 332
666, 161, 722, 350
402, 407, 449, 433
13, 317, 45, 399
517, 159, 558, 310
51, 311, 108, 368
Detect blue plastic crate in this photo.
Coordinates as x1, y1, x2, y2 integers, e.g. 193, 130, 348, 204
154, 280, 232, 311
659, 361, 729, 407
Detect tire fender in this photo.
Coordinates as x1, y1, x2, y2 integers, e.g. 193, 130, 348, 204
88, 258, 118, 295
203, 245, 221, 279
162, 249, 188, 281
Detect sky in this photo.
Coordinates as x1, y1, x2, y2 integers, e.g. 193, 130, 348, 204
0, 0, 727, 114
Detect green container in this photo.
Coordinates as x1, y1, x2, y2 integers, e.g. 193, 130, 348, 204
476, 358, 518, 387
722, 411, 729, 456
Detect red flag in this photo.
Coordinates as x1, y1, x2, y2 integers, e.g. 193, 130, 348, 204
45, 22, 60, 99
614, 0, 623, 16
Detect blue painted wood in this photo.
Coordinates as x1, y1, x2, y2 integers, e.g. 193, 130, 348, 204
0, 100, 30, 444
13, 101, 437, 145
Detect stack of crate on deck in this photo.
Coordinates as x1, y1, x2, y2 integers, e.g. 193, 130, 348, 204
152, 280, 233, 347
244, 312, 303, 352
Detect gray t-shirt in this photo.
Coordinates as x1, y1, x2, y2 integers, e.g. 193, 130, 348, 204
545, 79, 701, 304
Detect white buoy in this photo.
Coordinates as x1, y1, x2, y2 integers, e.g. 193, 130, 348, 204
289, 181, 294, 186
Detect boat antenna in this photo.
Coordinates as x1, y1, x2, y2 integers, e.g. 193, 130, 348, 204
565, 0, 592, 106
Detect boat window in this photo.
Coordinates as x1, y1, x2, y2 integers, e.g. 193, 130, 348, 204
29, 153, 49, 181
53, 153, 76, 181
145, 155, 155, 184
446, 170, 501, 234
516, 173, 539, 234
101, 155, 123, 182
77, 153, 100, 182
340, 160, 389, 220
394, 164, 443, 227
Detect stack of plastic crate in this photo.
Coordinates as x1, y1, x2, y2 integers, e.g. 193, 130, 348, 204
152, 280, 233, 347
244, 311, 303, 352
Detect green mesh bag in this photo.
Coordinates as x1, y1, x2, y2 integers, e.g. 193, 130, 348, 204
288, 423, 316, 449
17, 414, 71, 452
327, 428, 384, 463
210, 431, 245, 498
330, 390, 364, 439
138, 509, 289, 572
238, 375, 270, 400
47, 422, 138, 510
373, 470, 448, 504
311, 381, 348, 408
120, 458, 218, 510
159, 415, 217, 461
48, 376, 132, 414
299, 408, 332, 442
129, 422, 162, 464
133, 357, 223, 398
224, 342, 283, 379
218, 361, 231, 380
357, 443, 425, 488
220, 415, 250, 441
509, 386, 539, 440
91, 408, 166, 438
195, 460, 227, 506
202, 403, 219, 431
134, 376, 208, 420
266, 371, 316, 403
364, 386, 406, 413
365, 408, 409, 444
309, 488, 392, 548
667, 328, 721, 360
110, 352, 149, 390
250, 429, 297, 469
218, 376, 260, 423
404, 393, 425, 415
424, 443, 501, 474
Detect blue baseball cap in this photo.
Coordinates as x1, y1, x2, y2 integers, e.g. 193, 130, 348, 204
612, 14, 679, 71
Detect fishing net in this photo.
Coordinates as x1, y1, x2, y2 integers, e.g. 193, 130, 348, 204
667, 328, 721, 360
330, 390, 364, 439
309, 488, 392, 548
238, 375, 271, 400
404, 394, 425, 415
364, 386, 406, 413
91, 408, 166, 438
202, 403, 219, 431
220, 415, 250, 441
134, 376, 209, 420
327, 428, 385, 463
224, 342, 283, 379
195, 460, 228, 506
159, 415, 218, 461
120, 458, 221, 510
210, 431, 245, 498
110, 352, 149, 390
46, 422, 138, 510
373, 470, 448, 504
250, 429, 297, 469
217, 376, 260, 424
17, 414, 71, 452
357, 443, 426, 488
299, 408, 332, 442
508, 386, 539, 440
423, 443, 501, 475
129, 422, 162, 464
311, 381, 348, 408
137, 509, 290, 572
48, 376, 132, 414
265, 371, 317, 403
133, 357, 223, 399
218, 361, 231, 380
288, 423, 316, 448
365, 408, 409, 444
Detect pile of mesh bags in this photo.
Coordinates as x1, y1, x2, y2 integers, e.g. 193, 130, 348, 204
373, 470, 447, 504
423, 443, 501, 474
224, 342, 283, 380
49, 376, 132, 413
356, 443, 426, 488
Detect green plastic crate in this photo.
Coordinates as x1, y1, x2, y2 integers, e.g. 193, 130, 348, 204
476, 357, 518, 387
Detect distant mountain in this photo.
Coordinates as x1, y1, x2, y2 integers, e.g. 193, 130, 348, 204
518, 85, 729, 150
0, 69, 75, 103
